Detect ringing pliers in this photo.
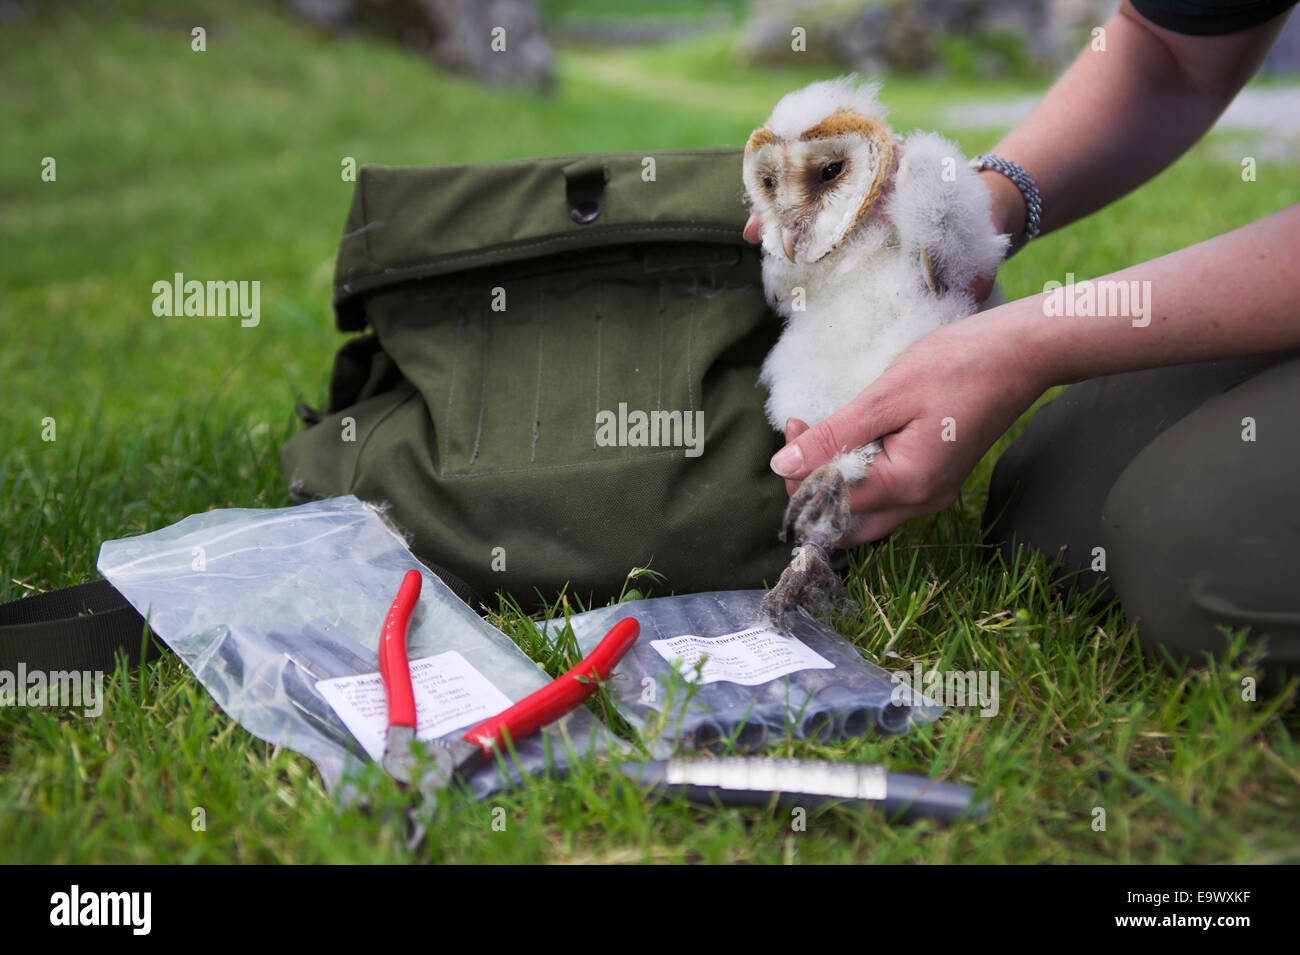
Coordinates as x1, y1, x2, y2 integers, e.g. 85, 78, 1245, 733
379, 569, 640, 789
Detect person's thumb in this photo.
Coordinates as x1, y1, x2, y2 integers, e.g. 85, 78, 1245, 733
770, 391, 905, 479
784, 417, 809, 444
770, 410, 859, 479
779, 418, 811, 496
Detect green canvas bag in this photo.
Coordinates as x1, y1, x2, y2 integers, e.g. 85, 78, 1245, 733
282, 147, 793, 608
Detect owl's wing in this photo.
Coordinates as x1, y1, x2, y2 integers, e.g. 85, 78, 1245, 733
888, 131, 1009, 299
919, 248, 944, 295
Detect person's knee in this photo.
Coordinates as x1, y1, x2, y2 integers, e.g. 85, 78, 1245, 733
1101, 454, 1234, 662
1100, 362, 1300, 670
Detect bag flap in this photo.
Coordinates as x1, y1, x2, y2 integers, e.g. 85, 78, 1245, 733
333, 146, 749, 331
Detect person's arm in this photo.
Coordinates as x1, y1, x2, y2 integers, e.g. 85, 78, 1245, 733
982, 1, 1292, 248
773, 203, 1300, 545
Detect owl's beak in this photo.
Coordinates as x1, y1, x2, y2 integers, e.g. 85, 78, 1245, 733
780, 227, 798, 263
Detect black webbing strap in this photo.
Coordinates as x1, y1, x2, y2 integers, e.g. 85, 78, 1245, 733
0, 579, 167, 673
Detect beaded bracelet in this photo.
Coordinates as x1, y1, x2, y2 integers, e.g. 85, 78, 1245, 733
970, 153, 1042, 240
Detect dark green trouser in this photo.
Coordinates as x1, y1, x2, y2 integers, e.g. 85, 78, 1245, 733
984, 352, 1300, 670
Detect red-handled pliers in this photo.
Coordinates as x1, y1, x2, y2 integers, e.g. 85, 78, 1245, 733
379, 569, 640, 787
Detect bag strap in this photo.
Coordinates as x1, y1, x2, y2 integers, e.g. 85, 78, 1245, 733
0, 580, 166, 673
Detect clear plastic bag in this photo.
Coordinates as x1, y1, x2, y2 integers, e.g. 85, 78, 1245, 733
544, 590, 943, 758
97, 495, 611, 796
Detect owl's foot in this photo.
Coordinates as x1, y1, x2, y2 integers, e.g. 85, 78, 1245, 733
760, 542, 858, 634
763, 462, 860, 633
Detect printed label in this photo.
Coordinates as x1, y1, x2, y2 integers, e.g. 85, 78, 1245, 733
650, 627, 834, 687
315, 650, 512, 761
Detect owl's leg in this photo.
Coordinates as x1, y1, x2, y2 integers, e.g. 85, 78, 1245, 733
760, 441, 882, 633
760, 542, 850, 633
779, 441, 881, 546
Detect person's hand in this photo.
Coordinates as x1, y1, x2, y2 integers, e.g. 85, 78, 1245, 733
768, 309, 1046, 546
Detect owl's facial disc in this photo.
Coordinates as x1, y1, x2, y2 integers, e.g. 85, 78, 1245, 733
743, 114, 894, 265
792, 113, 894, 263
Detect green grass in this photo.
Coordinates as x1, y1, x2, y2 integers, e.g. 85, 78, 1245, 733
2, 1, 1297, 863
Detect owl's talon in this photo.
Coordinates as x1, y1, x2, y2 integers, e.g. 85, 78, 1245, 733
765, 462, 859, 632
760, 543, 858, 634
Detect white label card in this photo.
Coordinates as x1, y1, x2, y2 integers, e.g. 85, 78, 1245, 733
314, 650, 513, 762
650, 627, 835, 687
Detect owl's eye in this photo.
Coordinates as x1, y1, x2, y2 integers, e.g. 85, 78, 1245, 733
763, 176, 776, 192
821, 161, 844, 182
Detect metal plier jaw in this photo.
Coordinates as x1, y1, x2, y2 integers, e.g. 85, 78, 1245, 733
380, 724, 419, 783
383, 727, 477, 794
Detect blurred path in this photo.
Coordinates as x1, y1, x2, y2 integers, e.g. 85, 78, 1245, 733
942, 86, 1300, 137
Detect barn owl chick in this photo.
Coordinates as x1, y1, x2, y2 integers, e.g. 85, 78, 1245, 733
743, 76, 1009, 632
